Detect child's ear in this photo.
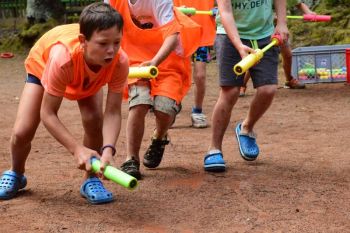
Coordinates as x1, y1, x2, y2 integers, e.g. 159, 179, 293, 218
79, 34, 86, 47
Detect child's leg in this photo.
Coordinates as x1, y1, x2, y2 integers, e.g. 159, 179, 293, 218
126, 105, 150, 161
153, 96, 180, 138
78, 90, 114, 204
11, 82, 44, 174
280, 43, 293, 82
77, 89, 104, 152
240, 71, 251, 97
204, 34, 242, 172
209, 86, 240, 151
209, 34, 243, 151
121, 82, 152, 179
153, 111, 173, 138
191, 47, 209, 128
281, 43, 305, 89
77, 90, 104, 180
141, 96, 179, 169
192, 46, 209, 111
193, 61, 206, 110
126, 81, 152, 162
245, 36, 279, 133
242, 84, 277, 133
243, 71, 250, 87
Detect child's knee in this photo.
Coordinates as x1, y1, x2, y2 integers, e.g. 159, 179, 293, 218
82, 112, 103, 128
11, 127, 35, 145
258, 85, 277, 97
153, 96, 180, 116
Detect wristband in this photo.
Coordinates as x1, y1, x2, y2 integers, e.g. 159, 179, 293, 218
100, 144, 116, 156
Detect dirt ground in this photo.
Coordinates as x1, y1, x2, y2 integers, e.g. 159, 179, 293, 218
0, 54, 349, 233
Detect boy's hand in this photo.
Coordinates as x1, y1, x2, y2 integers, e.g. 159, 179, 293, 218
237, 43, 255, 59
99, 153, 115, 179
180, 5, 194, 16
74, 146, 100, 172
274, 23, 289, 45
212, 7, 218, 17
139, 60, 156, 67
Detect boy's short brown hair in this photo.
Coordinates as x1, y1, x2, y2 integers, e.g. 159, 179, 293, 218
79, 2, 123, 40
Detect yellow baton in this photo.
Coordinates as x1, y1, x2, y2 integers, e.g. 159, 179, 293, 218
233, 35, 282, 75
128, 66, 159, 79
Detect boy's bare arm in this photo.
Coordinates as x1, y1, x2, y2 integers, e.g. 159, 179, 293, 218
217, 0, 254, 58
102, 91, 123, 149
296, 2, 315, 14
40, 92, 95, 171
274, 0, 289, 43
99, 91, 123, 169
99, 54, 128, 170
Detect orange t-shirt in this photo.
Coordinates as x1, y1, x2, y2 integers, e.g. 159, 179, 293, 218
109, 0, 202, 103
173, 0, 216, 46
25, 24, 128, 100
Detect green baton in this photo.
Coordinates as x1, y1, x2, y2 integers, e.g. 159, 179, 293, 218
177, 7, 214, 16
91, 157, 138, 190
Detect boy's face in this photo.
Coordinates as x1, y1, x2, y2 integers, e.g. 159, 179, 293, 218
80, 26, 122, 68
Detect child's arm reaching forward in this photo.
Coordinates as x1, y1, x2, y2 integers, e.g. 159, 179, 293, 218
99, 52, 129, 172
138, 0, 179, 67
296, 2, 316, 15
40, 92, 97, 172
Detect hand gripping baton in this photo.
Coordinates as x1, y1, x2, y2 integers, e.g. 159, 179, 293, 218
91, 157, 138, 190
287, 14, 331, 22
128, 66, 159, 79
233, 34, 282, 75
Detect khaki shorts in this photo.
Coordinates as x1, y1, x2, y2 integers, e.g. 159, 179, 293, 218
128, 81, 181, 116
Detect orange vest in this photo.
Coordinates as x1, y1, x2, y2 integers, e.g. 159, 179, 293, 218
173, 0, 216, 46
109, 0, 202, 103
24, 24, 122, 100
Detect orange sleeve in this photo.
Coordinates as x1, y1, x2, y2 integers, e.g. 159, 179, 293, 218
108, 49, 129, 93
41, 43, 73, 97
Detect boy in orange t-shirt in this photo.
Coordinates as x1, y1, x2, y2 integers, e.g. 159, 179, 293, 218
0, 3, 129, 204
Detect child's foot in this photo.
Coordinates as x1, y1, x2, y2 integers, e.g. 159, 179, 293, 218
284, 78, 305, 89
143, 135, 169, 168
235, 122, 259, 161
80, 177, 114, 204
204, 150, 226, 172
0, 170, 27, 200
239, 86, 247, 97
121, 157, 141, 180
191, 112, 208, 128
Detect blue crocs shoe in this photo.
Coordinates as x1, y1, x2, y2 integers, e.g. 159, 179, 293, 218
80, 177, 114, 204
0, 170, 27, 200
204, 150, 226, 172
235, 123, 259, 161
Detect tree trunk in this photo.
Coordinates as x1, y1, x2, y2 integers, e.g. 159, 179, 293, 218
26, 0, 65, 24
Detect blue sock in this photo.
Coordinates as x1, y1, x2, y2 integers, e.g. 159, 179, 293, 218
192, 107, 202, 114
